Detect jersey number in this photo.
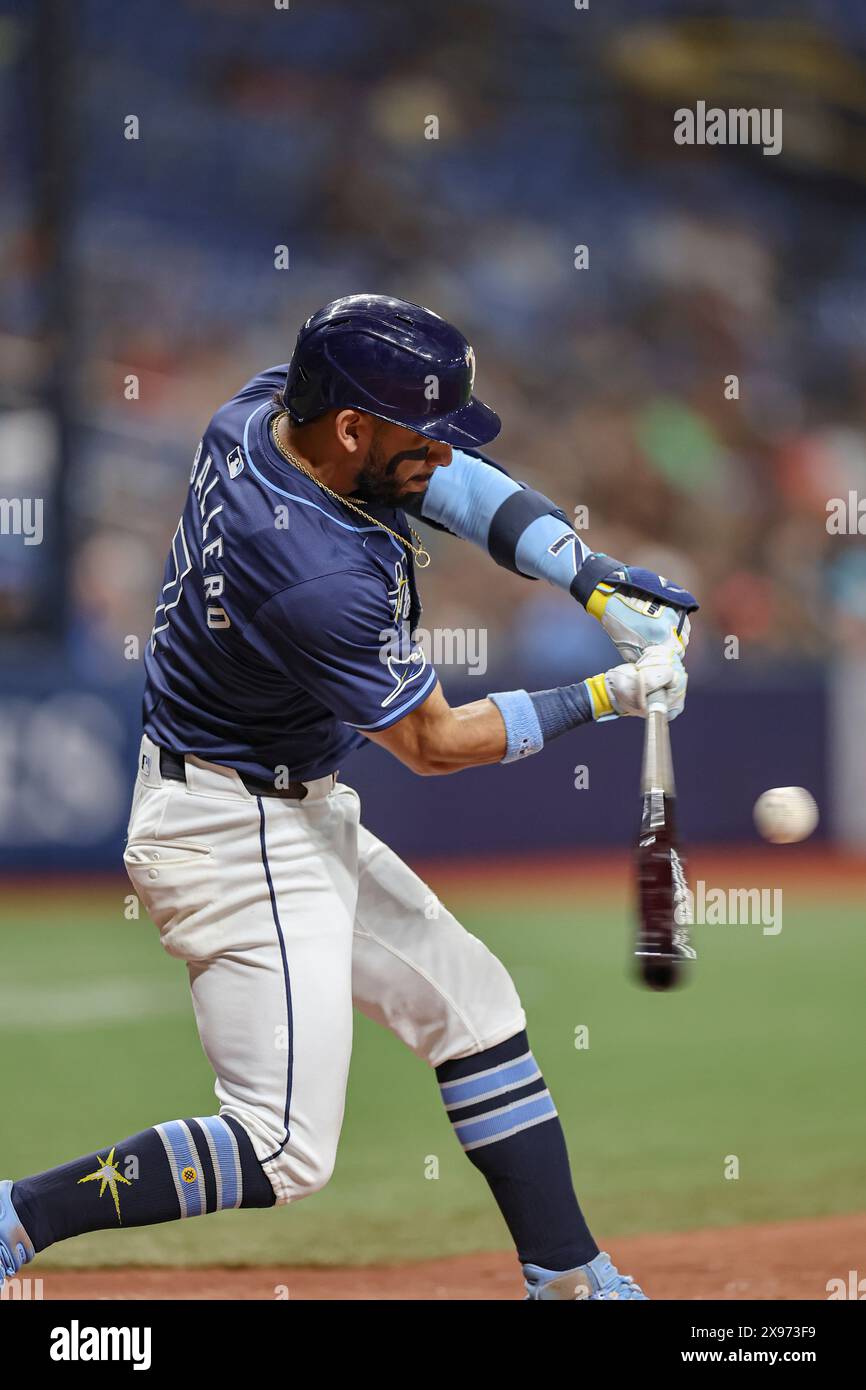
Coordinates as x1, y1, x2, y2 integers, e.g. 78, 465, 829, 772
150, 516, 192, 652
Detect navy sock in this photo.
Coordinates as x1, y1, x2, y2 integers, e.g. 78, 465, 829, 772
11, 1115, 275, 1253
436, 1030, 598, 1271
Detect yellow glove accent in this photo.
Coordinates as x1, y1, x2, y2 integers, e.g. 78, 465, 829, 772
585, 672, 615, 719
586, 582, 615, 621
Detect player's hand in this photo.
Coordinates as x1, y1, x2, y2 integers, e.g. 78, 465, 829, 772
592, 646, 688, 721
635, 643, 688, 719
592, 585, 690, 665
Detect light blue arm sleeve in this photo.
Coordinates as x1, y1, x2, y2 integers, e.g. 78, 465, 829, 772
418, 449, 592, 591
514, 514, 592, 589
416, 451, 699, 621
419, 448, 517, 547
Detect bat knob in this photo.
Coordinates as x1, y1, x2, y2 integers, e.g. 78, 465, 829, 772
637, 956, 681, 992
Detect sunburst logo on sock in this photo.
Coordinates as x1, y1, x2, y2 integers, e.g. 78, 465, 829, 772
77, 1146, 133, 1224
181, 1166, 198, 1184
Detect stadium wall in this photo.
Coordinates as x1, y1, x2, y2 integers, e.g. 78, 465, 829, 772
0, 669, 828, 870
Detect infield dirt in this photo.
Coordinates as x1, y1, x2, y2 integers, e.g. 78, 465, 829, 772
27, 1212, 865, 1300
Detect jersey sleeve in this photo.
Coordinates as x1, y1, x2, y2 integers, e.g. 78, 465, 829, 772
243, 568, 438, 731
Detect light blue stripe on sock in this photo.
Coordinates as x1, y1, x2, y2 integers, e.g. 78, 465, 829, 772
199, 1116, 242, 1210
453, 1093, 557, 1151
439, 1054, 541, 1110
160, 1121, 205, 1218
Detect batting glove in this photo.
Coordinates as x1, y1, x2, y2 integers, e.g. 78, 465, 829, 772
590, 584, 691, 665
587, 645, 688, 721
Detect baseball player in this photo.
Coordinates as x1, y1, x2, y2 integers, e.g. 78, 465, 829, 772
1, 296, 696, 1301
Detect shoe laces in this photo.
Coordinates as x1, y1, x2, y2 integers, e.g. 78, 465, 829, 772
595, 1272, 643, 1299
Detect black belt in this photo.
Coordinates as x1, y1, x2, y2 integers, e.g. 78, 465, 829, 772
159, 747, 309, 800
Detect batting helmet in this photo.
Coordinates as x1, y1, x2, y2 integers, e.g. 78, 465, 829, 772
283, 294, 501, 448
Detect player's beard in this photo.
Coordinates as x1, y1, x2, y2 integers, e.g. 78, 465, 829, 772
352, 438, 431, 509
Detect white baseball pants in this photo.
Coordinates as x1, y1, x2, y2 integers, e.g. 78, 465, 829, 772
124, 735, 525, 1204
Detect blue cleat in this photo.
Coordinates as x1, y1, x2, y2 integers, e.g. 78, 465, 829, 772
524, 1250, 648, 1300
0, 1180, 35, 1288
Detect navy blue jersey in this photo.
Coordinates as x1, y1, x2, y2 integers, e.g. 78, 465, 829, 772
143, 367, 437, 782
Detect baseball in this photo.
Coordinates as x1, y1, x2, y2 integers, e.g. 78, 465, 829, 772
753, 787, 819, 844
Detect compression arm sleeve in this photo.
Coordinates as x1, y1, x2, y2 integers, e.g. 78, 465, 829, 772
415, 448, 593, 590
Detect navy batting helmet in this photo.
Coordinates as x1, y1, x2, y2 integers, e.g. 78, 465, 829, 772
283, 294, 501, 448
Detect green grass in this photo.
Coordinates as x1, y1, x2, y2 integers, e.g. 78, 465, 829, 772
1, 878, 862, 1268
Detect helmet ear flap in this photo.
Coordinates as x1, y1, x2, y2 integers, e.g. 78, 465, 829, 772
284, 362, 319, 419
282, 370, 296, 408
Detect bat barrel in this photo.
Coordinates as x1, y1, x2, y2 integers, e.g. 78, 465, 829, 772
635, 699, 694, 991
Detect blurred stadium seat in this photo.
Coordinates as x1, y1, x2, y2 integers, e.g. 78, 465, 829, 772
2, 0, 865, 862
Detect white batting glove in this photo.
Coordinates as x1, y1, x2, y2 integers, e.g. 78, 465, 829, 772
635, 642, 688, 719
587, 645, 688, 721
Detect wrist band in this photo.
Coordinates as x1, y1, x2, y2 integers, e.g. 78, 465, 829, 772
489, 679, 599, 765
488, 690, 544, 764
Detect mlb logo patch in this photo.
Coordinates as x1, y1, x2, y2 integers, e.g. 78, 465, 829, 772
226, 446, 244, 479
141, 753, 151, 775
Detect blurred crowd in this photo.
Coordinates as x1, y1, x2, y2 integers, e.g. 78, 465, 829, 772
2, 0, 866, 683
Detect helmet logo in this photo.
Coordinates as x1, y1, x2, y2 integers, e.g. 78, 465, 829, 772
466, 345, 476, 389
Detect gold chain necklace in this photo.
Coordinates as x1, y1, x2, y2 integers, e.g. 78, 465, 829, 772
270, 413, 431, 568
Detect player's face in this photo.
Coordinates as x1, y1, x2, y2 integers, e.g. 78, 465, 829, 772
354, 422, 452, 507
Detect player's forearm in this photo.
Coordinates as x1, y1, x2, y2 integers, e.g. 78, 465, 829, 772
367, 650, 685, 777
368, 689, 508, 776
417, 448, 592, 590
422, 700, 508, 775
371, 684, 596, 777
417, 452, 700, 638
